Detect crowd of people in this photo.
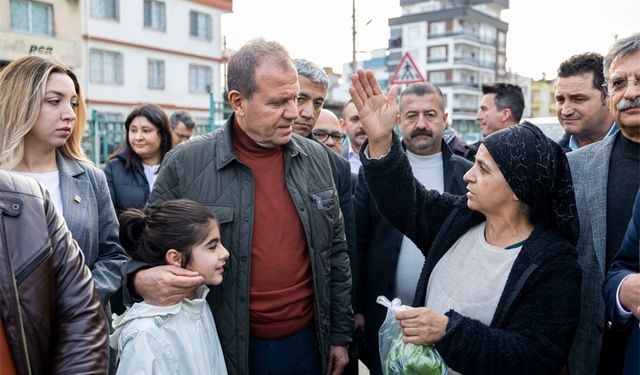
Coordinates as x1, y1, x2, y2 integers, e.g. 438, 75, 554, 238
0, 31, 637, 375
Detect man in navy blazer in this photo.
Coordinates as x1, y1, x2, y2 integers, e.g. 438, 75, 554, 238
604, 190, 640, 375
354, 82, 471, 375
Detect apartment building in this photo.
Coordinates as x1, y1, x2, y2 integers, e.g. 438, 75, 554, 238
387, 0, 509, 141
1, 0, 231, 126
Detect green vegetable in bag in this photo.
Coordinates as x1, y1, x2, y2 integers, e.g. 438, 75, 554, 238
384, 336, 447, 375
378, 296, 447, 375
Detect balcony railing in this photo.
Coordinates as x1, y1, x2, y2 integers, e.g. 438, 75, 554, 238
453, 56, 495, 68
452, 106, 479, 114
428, 30, 496, 46
436, 81, 481, 89
427, 57, 448, 64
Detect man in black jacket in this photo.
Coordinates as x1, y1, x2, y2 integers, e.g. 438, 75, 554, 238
292, 60, 356, 279
292, 58, 360, 373
354, 82, 471, 375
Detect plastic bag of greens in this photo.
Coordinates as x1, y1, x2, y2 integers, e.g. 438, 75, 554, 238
377, 296, 448, 375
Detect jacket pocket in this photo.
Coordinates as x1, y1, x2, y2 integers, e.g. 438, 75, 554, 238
306, 188, 340, 257
15, 243, 52, 285
308, 189, 338, 212
205, 205, 234, 224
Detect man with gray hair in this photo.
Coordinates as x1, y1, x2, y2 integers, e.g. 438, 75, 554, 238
169, 110, 196, 146
567, 32, 640, 375
292, 58, 358, 373
124, 39, 353, 375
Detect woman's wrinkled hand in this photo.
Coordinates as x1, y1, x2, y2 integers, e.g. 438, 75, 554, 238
396, 307, 448, 345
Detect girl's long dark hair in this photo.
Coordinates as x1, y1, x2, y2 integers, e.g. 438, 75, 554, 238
119, 199, 218, 267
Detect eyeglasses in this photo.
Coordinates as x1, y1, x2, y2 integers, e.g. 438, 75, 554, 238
312, 130, 346, 143
602, 77, 640, 95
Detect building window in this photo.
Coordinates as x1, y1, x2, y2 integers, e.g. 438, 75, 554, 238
144, 0, 166, 31
498, 54, 506, 74
148, 59, 165, 89
91, 0, 118, 20
428, 46, 447, 62
429, 21, 446, 36
429, 71, 446, 84
90, 49, 124, 84
189, 10, 212, 40
189, 64, 212, 93
498, 31, 506, 52
10, 0, 53, 35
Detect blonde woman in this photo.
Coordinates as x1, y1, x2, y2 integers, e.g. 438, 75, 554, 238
0, 56, 127, 307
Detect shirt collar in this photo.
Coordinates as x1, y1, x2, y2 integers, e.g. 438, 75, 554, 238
568, 122, 619, 151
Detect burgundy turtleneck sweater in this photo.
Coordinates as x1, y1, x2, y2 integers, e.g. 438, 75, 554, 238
232, 121, 314, 339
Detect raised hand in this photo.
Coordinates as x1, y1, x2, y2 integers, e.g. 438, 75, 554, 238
348, 69, 400, 158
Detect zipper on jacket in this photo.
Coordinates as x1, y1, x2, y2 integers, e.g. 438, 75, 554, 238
15, 245, 52, 285
0, 213, 33, 375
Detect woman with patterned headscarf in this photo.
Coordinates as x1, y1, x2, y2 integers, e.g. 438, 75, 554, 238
350, 70, 581, 375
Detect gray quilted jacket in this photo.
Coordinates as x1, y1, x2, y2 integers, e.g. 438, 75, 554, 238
146, 115, 354, 375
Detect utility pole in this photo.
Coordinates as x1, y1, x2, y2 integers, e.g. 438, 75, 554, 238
351, 0, 356, 73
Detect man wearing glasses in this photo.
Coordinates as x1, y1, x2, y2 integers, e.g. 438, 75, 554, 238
169, 110, 196, 146
313, 109, 346, 156
567, 33, 640, 375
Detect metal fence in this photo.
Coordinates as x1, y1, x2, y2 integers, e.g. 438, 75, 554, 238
83, 101, 233, 165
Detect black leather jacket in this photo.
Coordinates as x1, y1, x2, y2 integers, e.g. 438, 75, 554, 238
0, 171, 108, 374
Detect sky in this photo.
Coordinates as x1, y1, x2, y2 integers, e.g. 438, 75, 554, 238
221, 0, 638, 81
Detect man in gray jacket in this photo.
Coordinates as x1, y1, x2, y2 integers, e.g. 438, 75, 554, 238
567, 33, 640, 375
127, 39, 353, 375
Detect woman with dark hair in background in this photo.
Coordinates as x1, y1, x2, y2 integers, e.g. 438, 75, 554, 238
104, 104, 172, 213
104, 103, 172, 315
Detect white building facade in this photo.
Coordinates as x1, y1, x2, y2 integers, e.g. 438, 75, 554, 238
81, 0, 231, 125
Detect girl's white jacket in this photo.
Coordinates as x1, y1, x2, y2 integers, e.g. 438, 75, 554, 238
110, 285, 228, 375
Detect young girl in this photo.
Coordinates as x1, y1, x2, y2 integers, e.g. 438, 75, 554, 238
111, 199, 229, 375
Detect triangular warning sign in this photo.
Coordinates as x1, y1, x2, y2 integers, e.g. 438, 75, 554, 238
390, 52, 425, 85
